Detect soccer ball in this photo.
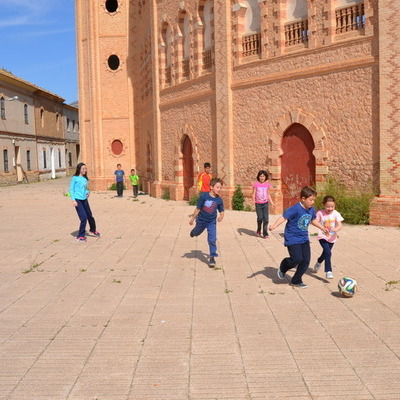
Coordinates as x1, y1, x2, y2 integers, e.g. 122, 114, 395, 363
338, 277, 358, 297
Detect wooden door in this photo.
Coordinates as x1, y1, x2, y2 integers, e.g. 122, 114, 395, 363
281, 123, 316, 209
182, 136, 194, 200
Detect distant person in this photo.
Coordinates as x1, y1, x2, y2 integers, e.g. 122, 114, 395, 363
69, 162, 100, 242
114, 164, 125, 197
269, 186, 329, 288
129, 168, 140, 198
252, 170, 274, 238
189, 178, 224, 268
313, 195, 344, 279
197, 162, 212, 194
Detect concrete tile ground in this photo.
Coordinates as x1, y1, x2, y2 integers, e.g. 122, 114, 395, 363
0, 178, 399, 400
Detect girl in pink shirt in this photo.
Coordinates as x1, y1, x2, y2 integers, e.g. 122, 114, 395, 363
252, 170, 274, 238
313, 195, 344, 279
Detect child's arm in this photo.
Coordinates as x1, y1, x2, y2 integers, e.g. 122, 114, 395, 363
268, 191, 275, 208
269, 216, 286, 231
252, 187, 256, 203
311, 219, 330, 235
217, 211, 225, 223
331, 220, 343, 233
189, 208, 200, 225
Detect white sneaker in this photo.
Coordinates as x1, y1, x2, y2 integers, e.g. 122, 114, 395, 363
313, 262, 321, 273
326, 271, 333, 279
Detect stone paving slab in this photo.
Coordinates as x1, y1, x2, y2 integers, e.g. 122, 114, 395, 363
0, 178, 399, 400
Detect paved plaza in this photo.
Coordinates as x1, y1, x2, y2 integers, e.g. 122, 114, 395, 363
1, 178, 400, 400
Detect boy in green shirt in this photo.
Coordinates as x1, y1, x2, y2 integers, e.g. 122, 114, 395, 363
129, 169, 140, 198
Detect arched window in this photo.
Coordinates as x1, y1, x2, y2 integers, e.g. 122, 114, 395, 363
24, 104, 29, 124
179, 11, 191, 78
242, 0, 261, 57
40, 108, 44, 128
161, 22, 172, 85
1, 97, 5, 120
199, 0, 214, 70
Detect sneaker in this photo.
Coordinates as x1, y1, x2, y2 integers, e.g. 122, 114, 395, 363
314, 262, 322, 273
256, 231, 262, 237
326, 271, 333, 279
263, 234, 269, 239
76, 237, 87, 242
291, 282, 308, 288
90, 230, 100, 237
209, 257, 216, 268
277, 268, 285, 279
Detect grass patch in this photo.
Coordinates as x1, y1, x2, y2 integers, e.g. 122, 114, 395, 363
22, 261, 44, 274
232, 184, 245, 211
385, 280, 399, 291
315, 177, 376, 225
113, 279, 121, 284
188, 193, 199, 206
109, 183, 127, 190
161, 189, 170, 200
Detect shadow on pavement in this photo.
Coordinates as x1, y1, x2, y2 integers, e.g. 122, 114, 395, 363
182, 250, 209, 266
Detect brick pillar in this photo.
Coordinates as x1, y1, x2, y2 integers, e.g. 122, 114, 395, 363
213, 0, 234, 206
370, 0, 400, 226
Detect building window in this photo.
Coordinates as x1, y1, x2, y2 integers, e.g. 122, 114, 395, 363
56, 113, 60, 131
40, 109, 44, 128
68, 152, 72, 167
3, 149, 9, 172
108, 55, 120, 70
67, 118, 70, 131
43, 150, 47, 169
1, 97, 5, 120
24, 104, 29, 124
58, 149, 62, 168
72, 120, 76, 132
105, 0, 118, 13
200, 0, 215, 70
336, 2, 365, 34
27, 150, 31, 171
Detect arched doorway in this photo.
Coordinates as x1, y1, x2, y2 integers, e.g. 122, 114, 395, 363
281, 123, 316, 209
182, 135, 194, 200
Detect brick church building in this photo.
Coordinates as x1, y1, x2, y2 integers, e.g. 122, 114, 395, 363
75, 0, 400, 226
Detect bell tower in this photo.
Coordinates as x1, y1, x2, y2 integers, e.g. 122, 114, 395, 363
75, 0, 135, 189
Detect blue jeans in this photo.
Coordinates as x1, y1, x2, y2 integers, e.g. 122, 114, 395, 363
116, 182, 124, 197
317, 239, 335, 272
190, 220, 218, 257
75, 199, 96, 237
280, 242, 311, 284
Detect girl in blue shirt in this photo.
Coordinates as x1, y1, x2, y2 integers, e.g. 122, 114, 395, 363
69, 163, 100, 242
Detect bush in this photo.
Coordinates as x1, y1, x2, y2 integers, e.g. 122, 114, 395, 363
109, 183, 127, 190
161, 188, 170, 200
232, 184, 245, 211
189, 193, 200, 206
315, 178, 375, 225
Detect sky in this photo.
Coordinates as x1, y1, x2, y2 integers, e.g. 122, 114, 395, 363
0, 0, 77, 104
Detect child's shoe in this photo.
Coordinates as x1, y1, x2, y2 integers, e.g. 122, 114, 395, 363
326, 271, 333, 279
256, 231, 262, 237
90, 230, 101, 237
209, 257, 216, 268
277, 268, 285, 279
263, 234, 269, 239
76, 237, 87, 242
313, 262, 321, 273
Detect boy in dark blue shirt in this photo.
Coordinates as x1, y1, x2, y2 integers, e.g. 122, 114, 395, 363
269, 186, 329, 288
114, 164, 125, 197
189, 178, 224, 267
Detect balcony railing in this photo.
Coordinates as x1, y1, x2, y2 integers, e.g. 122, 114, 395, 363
285, 19, 309, 47
242, 32, 261, 57
336, 3, 365, 34
165, 66, 172, 85
202, 49, 213, 70
182, 58, 190, 78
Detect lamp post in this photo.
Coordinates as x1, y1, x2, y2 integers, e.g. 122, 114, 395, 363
5, 96, 19, 101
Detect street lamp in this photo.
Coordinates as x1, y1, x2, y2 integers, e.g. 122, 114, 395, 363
5, 96, 19, 101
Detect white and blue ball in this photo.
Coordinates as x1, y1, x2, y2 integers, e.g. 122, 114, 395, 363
338, 277, 358, 297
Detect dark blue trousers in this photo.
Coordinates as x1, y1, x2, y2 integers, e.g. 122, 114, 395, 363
317, 239, 335, 272
75, 199, 96, 237
255, 202, 269, 236
280, 242, 311, 284
190, 220, 218, 257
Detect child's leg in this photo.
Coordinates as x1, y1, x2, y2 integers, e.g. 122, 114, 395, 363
206, 221, 217, 257
262, 202, 269, 236
190, 220, 206, 238
255, 203, 262, 233
134, 185, 138, 197
75, 200, 88, 237
280, 244, 303, 274
82, 199, 97, 233
291, 242, 310, 284
318, 239, 334, 272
